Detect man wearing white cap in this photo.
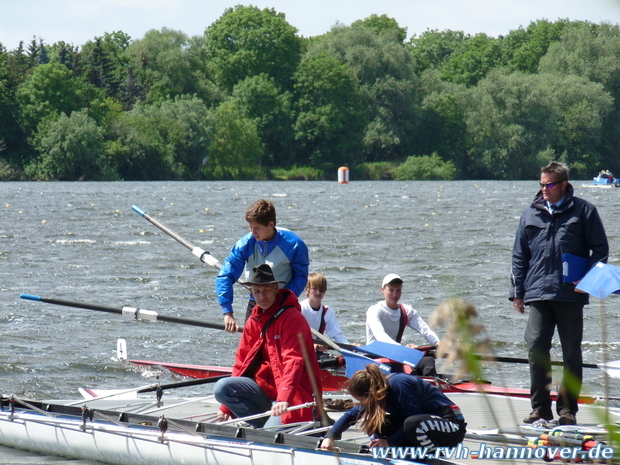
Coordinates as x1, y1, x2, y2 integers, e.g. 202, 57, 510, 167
366, 274, 441, 375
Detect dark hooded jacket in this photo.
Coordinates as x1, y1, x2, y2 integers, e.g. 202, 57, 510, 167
510, 183, 608, 304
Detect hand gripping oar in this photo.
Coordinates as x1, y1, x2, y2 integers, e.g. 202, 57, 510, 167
20, 294, 242, 333
132, 205, 221, 269
218, 401, 315, 426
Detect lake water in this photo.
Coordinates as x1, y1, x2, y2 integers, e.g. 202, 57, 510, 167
2, 180, 619, 403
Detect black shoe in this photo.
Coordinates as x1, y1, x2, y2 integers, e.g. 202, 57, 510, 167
558, 411, 576, 425
523, 408, 553, 424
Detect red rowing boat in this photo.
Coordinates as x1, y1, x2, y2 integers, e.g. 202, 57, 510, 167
127, 359, 611, 404
128, 359, 349, 391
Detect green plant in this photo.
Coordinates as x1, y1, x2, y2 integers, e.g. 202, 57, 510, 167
392, 153, 456, 180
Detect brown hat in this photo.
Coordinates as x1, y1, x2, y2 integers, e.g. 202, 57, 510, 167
240, 264, 286, 286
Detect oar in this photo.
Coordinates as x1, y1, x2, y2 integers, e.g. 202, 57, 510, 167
132, 205, 221, 269
310, 328, 391, 377
218, 401, 315, 426
68, 376, 229, 406
20, 294, 243, 333
313, 329, 424, 370
426, 350, 620, 378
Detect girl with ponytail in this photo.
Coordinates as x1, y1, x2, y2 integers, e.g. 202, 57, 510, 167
321, 364, 466, 452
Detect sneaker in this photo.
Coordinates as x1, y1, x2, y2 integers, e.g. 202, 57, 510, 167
523, 408, 553, 424
558, 411, 576, 425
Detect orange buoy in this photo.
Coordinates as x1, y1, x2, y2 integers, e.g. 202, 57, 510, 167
338, 166, 349, 184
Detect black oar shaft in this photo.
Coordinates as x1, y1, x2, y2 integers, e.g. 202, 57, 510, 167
140, 375, 230, 392
20, 294, 239, 332
428, 349, 600, 369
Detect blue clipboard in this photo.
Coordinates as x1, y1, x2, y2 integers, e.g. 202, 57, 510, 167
562, 253, 589, 283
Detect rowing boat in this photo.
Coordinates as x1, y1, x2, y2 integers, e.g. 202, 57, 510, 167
0, 395, 461, 465
3, 387, 618, 465
126, 358, 618, 404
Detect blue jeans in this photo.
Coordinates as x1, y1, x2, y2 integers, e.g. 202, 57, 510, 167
214, 376, 275, 428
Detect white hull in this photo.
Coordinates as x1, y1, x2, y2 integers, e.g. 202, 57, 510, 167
0, 400, 420, 465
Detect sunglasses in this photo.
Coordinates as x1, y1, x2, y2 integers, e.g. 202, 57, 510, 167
539, 181, 563, 189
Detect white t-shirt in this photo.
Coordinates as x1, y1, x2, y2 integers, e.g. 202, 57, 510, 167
366, 301, 439, 346
300, 299, 350, 344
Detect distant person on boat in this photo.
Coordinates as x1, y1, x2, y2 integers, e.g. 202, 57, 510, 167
510, 161, 609, 426
214, 264, 321, 428
366, 274, 441, 376
216, 199, 309, 333
320, 364, 466, 452
300, 272, 352, 350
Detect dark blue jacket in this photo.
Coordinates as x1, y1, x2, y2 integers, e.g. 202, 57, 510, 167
326, 373, 459, 446
510, 183, 608, 305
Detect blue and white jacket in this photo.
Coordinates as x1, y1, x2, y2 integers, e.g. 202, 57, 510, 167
216, 228, 309, 314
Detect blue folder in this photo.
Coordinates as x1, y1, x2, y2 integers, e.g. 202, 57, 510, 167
562, 253, 589, 283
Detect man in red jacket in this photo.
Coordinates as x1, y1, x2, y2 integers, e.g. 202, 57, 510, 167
214, 264, 322, 428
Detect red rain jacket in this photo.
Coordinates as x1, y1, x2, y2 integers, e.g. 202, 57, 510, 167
221, 289, 322, 424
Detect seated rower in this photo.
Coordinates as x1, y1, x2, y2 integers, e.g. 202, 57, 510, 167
300, 272, 353, 351
320, 364, 466, 452
214, 264, 321, 428
366, 274, 441, 376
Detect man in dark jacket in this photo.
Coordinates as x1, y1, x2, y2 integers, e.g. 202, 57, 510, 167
510, 162, 608, 425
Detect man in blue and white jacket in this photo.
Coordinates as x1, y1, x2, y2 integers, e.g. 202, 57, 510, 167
216, 199, 309, 333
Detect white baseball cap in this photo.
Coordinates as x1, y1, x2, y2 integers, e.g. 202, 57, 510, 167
382, 273, 403, 287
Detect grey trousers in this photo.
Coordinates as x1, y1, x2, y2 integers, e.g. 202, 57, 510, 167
525, 300, 584, 415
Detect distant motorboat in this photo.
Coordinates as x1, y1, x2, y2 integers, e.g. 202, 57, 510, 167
581, 170, 619, 188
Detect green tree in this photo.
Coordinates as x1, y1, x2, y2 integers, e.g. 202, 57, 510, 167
292, 51, 366, 168
204, 99, 265, 179
539, 22, 620, 173
352, 14, 408, 43
17, 62, 101, 136
392, 152, 456, 180
307, 22, 418, 161
27, 110, 108, 180
107, 96, 213, 180
502, 19, 576, 73
204, 5, 302, 92
461, 70, 611, 179
0, 45, 29, 168
125, 28, 220, 106
79, 32, 131, 100
440, 33, 504, 87
7, 41, 32, 86
419, 87, 468, 176
231, 74, 294, 168
462, 71, 556, 179
409, 29, 469, 75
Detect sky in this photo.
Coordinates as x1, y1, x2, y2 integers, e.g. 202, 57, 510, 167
1, 0, 620, 51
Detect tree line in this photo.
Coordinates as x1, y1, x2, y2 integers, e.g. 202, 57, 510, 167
1, 6, 619, 181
